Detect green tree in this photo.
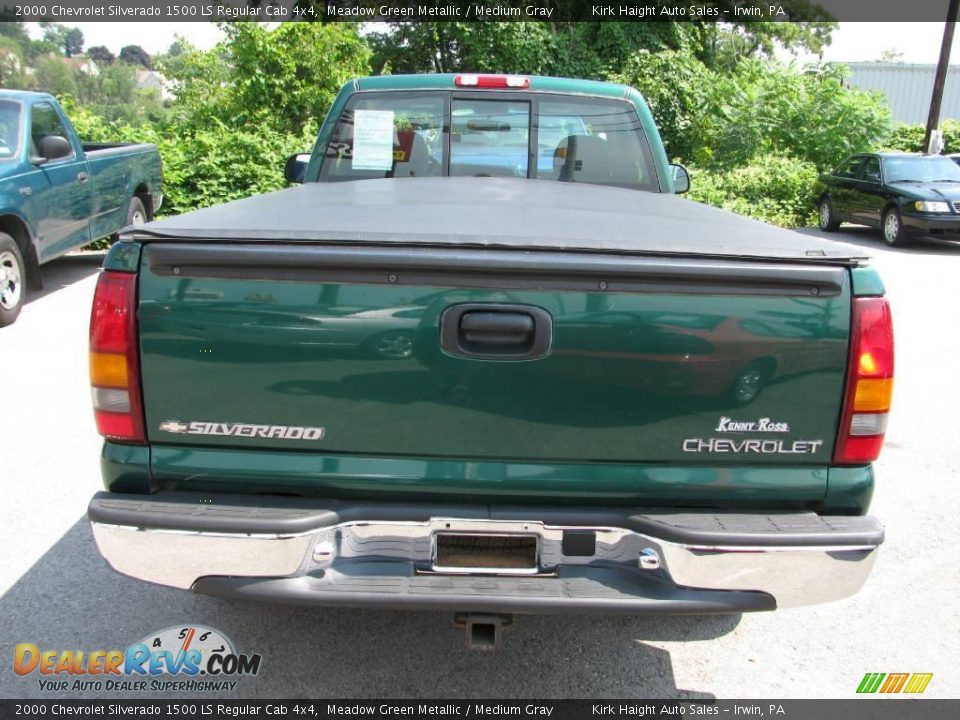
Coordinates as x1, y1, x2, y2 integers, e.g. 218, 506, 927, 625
613, 53, 890, 171
223, 23, 370, 133
0, 37, 30, 88
367, 11, 836, 78
34, 56, 78, 97
161, 23, 370, 135
27, 38, 60, 60
39, 22, 70, 53
63, 27, 84, 57
0, 21, 30, 47
87, 45, 114, 66
119, 45, 151, 69
155, 38, 232, 126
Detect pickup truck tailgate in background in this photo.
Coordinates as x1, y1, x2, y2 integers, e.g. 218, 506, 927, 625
137, 243, 850, 483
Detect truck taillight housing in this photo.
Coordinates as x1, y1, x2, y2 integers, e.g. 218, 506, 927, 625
834, 297, 894, 464
89, 270, 145, 443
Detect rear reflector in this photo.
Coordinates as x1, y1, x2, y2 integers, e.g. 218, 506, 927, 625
91, 387, 131, 414
89, 271, 145, 444
834, 297, 894, 464
455, 74, 530, 89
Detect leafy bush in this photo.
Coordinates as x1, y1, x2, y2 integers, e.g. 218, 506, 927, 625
65, 98, 318, 219
882, 119, 960, 153
614, 55, 891, 172
160, 24, 369, 136
688, 155, 820, 228
612, 49, 717, 165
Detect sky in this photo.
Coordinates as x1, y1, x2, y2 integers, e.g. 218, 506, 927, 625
24, 21, 960, 66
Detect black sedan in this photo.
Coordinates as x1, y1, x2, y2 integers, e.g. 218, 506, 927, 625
814, 152, 960, 246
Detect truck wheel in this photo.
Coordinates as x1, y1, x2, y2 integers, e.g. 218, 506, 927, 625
818, 197, 840, 231
127, 196, 148, 226
882, 207, 908, 247
0, 233, 25, 327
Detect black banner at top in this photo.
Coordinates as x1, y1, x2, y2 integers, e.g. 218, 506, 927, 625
0, 0, 958, 23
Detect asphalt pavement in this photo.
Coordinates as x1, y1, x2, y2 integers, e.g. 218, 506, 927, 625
0, 228, 957, 700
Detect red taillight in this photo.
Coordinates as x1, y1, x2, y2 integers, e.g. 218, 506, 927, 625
834, 297, 894, 464
89, 271, 145, 444
454, 74, 530, 89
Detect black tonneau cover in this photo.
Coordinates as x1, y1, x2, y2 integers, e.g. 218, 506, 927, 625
132, 177, 867, 265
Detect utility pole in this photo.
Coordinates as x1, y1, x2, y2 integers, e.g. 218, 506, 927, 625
924, 0, 960, 153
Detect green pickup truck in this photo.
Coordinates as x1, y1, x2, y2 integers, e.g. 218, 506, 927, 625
0, 91, 162, 326
86, 75, 892, 648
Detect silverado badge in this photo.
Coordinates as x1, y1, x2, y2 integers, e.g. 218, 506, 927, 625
158, 420, 324, 441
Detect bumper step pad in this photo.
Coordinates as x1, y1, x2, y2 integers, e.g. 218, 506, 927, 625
193, 563, 775, 615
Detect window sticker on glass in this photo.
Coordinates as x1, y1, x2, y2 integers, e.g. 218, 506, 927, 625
352, 110, 395, 170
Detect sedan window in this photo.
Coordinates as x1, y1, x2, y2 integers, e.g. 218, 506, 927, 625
835, 157, 865, 179
883, 156, 960, 183
861, 157, 882, 183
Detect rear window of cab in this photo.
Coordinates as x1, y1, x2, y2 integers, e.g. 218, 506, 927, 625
319, 91, 660, 192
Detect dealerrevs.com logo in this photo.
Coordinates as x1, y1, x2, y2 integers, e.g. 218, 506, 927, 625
14, 625, 262, 693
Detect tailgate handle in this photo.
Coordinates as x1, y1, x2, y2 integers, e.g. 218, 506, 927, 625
461, 312, 533, 345
441, 304, 552, 360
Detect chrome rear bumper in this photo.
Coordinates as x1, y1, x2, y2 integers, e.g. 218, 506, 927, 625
88, 492, 882, 612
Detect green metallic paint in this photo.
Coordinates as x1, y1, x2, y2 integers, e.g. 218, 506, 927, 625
101, 441, 151, 493
150, 445, 826, 508
102, 240, 141, 272
137, 268, 850, 490
824, 465, 874, 515
850, 266, 886, 297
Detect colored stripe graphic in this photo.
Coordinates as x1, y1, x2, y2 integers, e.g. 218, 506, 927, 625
904, 673, 934, 694
857, 672, 933, 694
880, 673, 909, 693
857, 673, 885, 693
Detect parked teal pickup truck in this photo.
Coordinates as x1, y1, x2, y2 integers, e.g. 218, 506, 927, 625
0, 91, 162, 326
86, 75, 892, 649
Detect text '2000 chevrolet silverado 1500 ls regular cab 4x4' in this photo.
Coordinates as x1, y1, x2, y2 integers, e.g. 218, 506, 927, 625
86, 75, 892, 648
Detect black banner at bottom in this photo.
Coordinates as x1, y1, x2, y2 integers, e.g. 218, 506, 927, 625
0, 700, 958, 720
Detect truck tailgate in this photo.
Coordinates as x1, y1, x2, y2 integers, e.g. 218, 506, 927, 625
137, 242, 849, 472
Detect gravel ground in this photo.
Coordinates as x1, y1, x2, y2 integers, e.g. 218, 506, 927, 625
0, 229, 957, 700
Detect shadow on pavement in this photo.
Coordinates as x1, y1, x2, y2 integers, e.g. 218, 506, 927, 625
796, 225, 960, 256
25, 252, 105, 305
0, 518, 736, 699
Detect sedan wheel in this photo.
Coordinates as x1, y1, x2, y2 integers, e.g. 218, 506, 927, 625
818, 198, 839, 231
882, 208, 908, 247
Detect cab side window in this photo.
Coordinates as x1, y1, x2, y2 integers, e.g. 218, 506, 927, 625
30, 102, 73, 161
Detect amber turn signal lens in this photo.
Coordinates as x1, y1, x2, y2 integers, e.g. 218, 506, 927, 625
89, 351, 128, 389
853, 377, 893, 413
